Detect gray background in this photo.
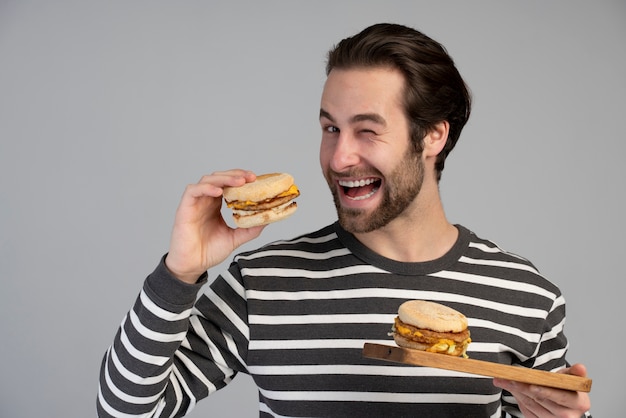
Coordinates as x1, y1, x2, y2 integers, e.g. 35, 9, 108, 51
1, 1, 624, 417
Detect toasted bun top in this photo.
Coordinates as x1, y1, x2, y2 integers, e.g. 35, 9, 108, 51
223, 173, 295, 202
397, 300, 467, 333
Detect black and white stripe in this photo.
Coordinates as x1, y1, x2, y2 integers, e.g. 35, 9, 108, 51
98, 223, 579, 417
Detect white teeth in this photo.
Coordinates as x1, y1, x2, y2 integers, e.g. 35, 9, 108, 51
337, 178, 379, 201
347, 189, 378, 201
338, 178, 376, 188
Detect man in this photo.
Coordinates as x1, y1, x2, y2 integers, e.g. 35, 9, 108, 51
98, 23, 591, 417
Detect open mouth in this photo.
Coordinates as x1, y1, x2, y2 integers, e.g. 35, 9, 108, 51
338, 177, 381, 201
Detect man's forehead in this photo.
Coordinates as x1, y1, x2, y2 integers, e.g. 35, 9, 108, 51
319, 108, 387, 126
321, 67, 404, 108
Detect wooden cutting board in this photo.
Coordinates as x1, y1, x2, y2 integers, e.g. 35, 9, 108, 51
362, 343, 592, 392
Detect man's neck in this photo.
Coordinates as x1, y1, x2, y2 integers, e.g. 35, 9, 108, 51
354, 183, 457, 263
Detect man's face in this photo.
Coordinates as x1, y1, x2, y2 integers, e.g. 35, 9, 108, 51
319, 67, 425, 233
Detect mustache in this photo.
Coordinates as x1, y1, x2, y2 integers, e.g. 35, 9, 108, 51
326, 168, 383, 180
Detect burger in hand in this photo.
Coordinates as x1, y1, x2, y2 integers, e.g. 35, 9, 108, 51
391, 300, 472, 358
223, 172, 300, 228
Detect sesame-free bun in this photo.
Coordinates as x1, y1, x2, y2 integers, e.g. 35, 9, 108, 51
223, 172, 299, 228
223, 173, 295, 203
392, 300, 471, 357
231, 200, 298, 228
398, 300, 468, 333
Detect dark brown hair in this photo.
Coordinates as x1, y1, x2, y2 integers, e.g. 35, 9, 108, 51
326, 23, 471, 180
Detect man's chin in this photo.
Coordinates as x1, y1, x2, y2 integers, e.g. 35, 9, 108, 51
337, 207, 388, 234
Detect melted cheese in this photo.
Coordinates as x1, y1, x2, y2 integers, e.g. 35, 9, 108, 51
277, 184, 299, 198
395, 321, 423, 338
226, 184, 299, 208
394, 317, 472, 358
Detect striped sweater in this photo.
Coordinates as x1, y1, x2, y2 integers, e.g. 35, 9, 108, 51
98, 223, 575, 417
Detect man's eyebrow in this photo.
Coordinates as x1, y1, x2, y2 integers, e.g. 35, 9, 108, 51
319, 108, 334, 122
319, 108, 386, 126
351, 113, 386, 126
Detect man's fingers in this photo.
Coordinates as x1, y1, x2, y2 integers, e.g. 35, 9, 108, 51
559, 363, 587, 378
198, 169, 256, 188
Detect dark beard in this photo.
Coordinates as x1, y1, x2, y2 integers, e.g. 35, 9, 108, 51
328, 146, 424, 234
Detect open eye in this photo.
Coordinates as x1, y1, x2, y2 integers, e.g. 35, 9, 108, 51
324, 125, 339, 133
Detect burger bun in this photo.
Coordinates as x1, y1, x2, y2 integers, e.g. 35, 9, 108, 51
223, 172, 299, 228
398, 300, 467, 333
231, 200, 298, 228
223, 173, 295, 203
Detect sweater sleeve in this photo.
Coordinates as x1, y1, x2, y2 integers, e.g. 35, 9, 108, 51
97, 255, 239, 417
500, 293, 591, 417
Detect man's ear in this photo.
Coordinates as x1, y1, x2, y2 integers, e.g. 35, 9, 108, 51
423, 121, 449, 157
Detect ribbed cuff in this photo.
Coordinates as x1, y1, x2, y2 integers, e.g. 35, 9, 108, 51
143, 254, 208, 312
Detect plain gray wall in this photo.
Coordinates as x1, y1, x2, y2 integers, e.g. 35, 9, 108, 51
1, 1, 624, 417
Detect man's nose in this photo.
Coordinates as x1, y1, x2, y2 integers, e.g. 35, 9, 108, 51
329, 134, 360, 172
